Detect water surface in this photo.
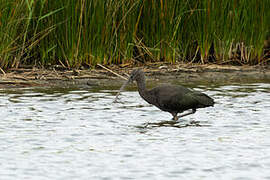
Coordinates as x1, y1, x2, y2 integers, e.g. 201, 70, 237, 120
1, 82, 270, 179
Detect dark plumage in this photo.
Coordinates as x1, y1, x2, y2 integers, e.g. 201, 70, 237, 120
115, 69, 214, 120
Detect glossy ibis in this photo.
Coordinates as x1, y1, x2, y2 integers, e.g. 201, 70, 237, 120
115, 69, 214, 120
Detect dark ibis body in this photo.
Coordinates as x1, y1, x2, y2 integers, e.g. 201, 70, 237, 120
115, 69, 214, 120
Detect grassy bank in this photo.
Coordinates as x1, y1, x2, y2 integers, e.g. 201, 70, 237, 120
0, 0, 269, 69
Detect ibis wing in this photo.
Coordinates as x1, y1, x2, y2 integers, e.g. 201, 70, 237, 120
189, 91, 214, 107
148, 85, 196, 112
148, 85, 214, 112
165, 92, 199, 111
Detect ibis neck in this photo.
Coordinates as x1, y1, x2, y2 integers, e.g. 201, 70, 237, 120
135, 77, 150, 101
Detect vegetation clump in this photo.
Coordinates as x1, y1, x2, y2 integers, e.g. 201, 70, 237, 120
0, 0, 269, 69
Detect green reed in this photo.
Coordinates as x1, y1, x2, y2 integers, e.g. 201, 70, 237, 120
0, 0, 269, 69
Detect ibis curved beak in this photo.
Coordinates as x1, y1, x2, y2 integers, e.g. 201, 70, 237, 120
114, 77, 132, 102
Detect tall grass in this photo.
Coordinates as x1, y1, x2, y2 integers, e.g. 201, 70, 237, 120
0, 0, 269, 69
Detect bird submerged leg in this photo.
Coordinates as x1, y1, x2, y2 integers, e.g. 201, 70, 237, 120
171, 112, 178, 121
176, 109, 196, 120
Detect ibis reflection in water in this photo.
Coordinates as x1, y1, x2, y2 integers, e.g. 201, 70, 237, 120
115, 69, 214, 121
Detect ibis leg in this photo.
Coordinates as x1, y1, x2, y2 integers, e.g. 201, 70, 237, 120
177, 109, 196, 119
171, 113, 178, 121
173, 115, 178, 121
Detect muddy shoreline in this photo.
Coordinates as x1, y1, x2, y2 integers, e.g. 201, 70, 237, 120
1, 63, 270, 89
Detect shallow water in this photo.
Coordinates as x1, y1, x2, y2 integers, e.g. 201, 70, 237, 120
1, 82, 270, 180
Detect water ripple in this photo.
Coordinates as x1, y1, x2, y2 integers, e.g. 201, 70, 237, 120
0, 83, 270, 179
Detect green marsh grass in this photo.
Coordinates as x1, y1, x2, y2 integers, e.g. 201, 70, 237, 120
0, 0, 269, 69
